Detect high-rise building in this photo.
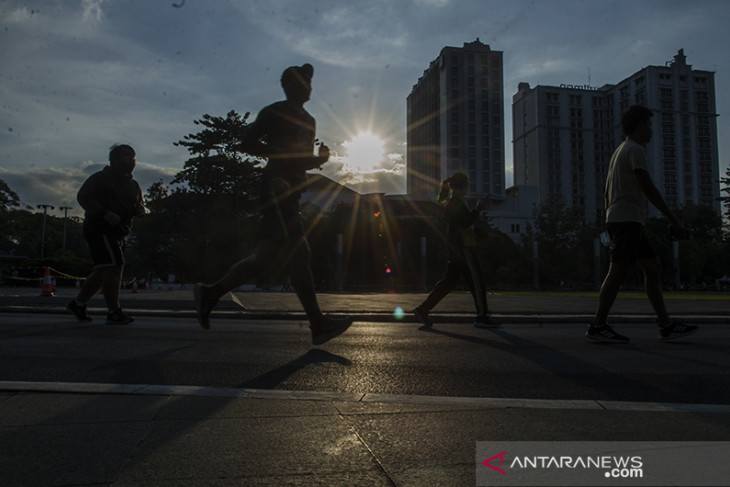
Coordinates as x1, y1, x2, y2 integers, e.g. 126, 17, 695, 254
512, 50, 720, 222
407, 39, 505, 201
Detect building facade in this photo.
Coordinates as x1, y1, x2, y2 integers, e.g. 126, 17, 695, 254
407, 39, 506, 202
512, 49, 720, 222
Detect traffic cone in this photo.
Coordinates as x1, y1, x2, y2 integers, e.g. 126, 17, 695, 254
132, 280, 138, 293
75, 280, 81, 290
41, 267, 54, 297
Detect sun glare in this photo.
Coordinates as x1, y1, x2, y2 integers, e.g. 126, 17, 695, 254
343, 132, 385, 172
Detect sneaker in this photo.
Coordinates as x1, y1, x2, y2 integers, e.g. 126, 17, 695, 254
194, 283, 218, 330
474, 315, 500, 328
585, 323, 629, 343
659, 322, 697, 341
67, 300, 92, 322
413, 306, 432, 328
106, 308, 134, 325
310, 315, 354, 345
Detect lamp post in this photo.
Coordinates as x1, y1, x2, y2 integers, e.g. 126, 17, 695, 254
37, 204, 55, 259
59, 206, 73, 251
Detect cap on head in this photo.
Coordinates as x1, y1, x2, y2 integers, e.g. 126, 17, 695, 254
281, 63, 314, 86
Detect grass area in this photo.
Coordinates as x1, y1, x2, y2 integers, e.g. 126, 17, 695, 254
492, 290, 730, 301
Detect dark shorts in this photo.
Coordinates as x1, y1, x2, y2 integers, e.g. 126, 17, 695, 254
607, 222, 656, 264
85, 232, 126, 268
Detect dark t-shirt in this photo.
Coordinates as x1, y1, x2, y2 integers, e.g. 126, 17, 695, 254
241, 100, 318, 213
77, 166, 143, 237
444, 196, 479, 255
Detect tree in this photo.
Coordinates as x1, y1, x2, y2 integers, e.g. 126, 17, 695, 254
0, 179, 21, 211
522, 197, 599, 288
130, 111, 263, 282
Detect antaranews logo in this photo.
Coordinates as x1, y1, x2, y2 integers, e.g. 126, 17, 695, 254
482, 451, 507, 475
480, 450, 644, 480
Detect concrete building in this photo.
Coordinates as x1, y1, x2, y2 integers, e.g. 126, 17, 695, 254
512, 49, 720, 222
407, 39, 505, 202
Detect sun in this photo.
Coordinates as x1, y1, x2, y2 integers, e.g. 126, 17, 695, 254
342, 132, 385, 172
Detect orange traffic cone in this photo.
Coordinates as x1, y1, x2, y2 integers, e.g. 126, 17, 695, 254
132, 280, 138, 293
41, 267, 54, 297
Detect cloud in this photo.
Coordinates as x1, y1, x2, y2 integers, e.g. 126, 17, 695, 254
0, 162, 178, 216
319, 152, 406, 195
81, 0, 105, 22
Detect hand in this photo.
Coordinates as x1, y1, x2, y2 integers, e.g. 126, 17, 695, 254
104, 211, 121, 226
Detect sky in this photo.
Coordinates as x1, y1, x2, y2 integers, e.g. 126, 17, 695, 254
1, 0, 729, 217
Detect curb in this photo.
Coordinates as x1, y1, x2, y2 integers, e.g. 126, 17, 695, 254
1, 306, 729, 324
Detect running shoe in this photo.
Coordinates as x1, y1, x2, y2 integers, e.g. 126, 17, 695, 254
413, 306, 432, 328
106, 308, 134, 325
311, 315, 354, 345
659, 322, 697, 341
67, 300, 92, 322
194, 283, 217, 330
585, 323, 629, 343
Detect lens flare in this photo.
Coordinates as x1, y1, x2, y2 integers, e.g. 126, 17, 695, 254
393, 306, 405, 320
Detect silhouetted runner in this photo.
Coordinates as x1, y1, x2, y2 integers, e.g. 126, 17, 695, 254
67, 144, 145, 325
194, 63, 353, 345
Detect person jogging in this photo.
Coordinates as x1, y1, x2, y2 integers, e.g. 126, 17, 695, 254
413, 172, 498, 329
194, 63, 353, 345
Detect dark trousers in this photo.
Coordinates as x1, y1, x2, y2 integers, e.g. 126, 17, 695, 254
421, 247, 488, 316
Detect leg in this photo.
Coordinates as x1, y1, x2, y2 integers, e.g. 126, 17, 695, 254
75, 267, 106, 304
462, 248, 488, 316
592, 260, 629, 327
207, 248, 268, 302
194, 242, 272, 329
101, 265, 123, 312
420, 260, 461, 311
638, 256, 670, 325
286, 236, 323, 323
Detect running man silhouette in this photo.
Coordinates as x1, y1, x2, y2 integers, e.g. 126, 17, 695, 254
587, 105, 697, 343
413, 172, 498, 328
194, 63, 353, 345
67, 144, 145, 325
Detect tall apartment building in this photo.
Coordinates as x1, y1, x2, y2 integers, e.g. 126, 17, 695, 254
512, 49, 720, 222
407, 39, 505, 201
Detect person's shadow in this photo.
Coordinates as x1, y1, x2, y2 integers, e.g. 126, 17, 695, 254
240, 348, 351, 390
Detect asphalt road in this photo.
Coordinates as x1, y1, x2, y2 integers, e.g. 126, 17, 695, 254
2, 312, 729, 405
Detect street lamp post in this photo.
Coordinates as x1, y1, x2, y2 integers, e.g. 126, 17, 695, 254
59, 206, 73, 251
37, 204, 55, 259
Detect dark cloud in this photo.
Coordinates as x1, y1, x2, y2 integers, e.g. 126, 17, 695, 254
1, 0, 728, 199
0, 162, 178, 216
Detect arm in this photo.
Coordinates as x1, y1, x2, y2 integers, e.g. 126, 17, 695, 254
77, 174, 122, 226
635, 169, 687, 237
237, 116, 270, 158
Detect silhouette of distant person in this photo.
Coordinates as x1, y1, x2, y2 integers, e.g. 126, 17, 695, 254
413, 173, 498, 328
194, 63, 353, 345
587, 105, 696, 343
67, 144, 145, 325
